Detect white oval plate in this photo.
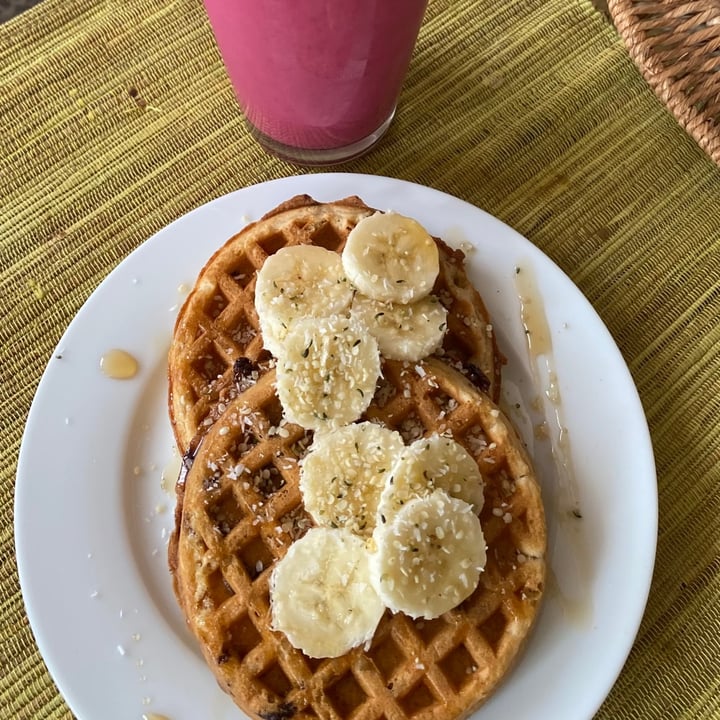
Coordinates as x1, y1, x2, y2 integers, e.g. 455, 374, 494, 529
16, 173, 656, 720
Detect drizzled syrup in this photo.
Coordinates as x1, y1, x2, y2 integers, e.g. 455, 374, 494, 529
100, 349, 139, 379
515, 263, 592, 626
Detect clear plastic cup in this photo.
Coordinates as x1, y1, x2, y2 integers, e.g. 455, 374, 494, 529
203, 1, 428, 166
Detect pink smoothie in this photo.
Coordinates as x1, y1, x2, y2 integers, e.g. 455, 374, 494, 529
203, 0, 428, 150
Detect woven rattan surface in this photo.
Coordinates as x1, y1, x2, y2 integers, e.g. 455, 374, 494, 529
2, 0, 719, 719
608, 0, 720, 164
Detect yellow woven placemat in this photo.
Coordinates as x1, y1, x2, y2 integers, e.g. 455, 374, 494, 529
1, 0, 719, 718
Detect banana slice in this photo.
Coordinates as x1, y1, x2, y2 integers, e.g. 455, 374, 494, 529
255, 245, 354, 357
352, 293, 448, 362
369, 490, 486, 619
270, 527, 385, 658
300, 422, 405, 536
275, 314, 381, 431
378, 434, 484, 524
342, 212, 439, 303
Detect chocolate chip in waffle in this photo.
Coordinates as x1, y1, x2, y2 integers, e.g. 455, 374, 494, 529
170, 357, 545, 720
168, 195, 502, 454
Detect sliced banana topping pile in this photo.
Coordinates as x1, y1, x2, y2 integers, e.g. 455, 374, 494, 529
343, 212, 447, 364
300, 423, 404, 536
259, 209, 487, 653
255, 245, 354, 357
253, 211, 449, 431
270, 527, 385, 658
370, 489, 486, 620
377, 433, 485, 523
275, 315, 380, 431
273, 427, 487, 654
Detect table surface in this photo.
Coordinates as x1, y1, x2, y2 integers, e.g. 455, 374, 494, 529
1, 1, 718, 719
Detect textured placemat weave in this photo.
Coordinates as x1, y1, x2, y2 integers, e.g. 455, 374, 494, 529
1, 0, 719, 718
608, 0, 720, 165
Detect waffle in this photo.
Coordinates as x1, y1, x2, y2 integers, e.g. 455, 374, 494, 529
168, 195, 502, 454
170, 357, 545, 720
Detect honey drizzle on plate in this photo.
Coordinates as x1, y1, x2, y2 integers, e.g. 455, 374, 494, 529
515, 263, 592, 625
161, 447, 182, 494
100, 349, 139, 379
516, 264, 581, 516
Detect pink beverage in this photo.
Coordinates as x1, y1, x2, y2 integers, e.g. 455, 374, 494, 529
203, 0, 428, 165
